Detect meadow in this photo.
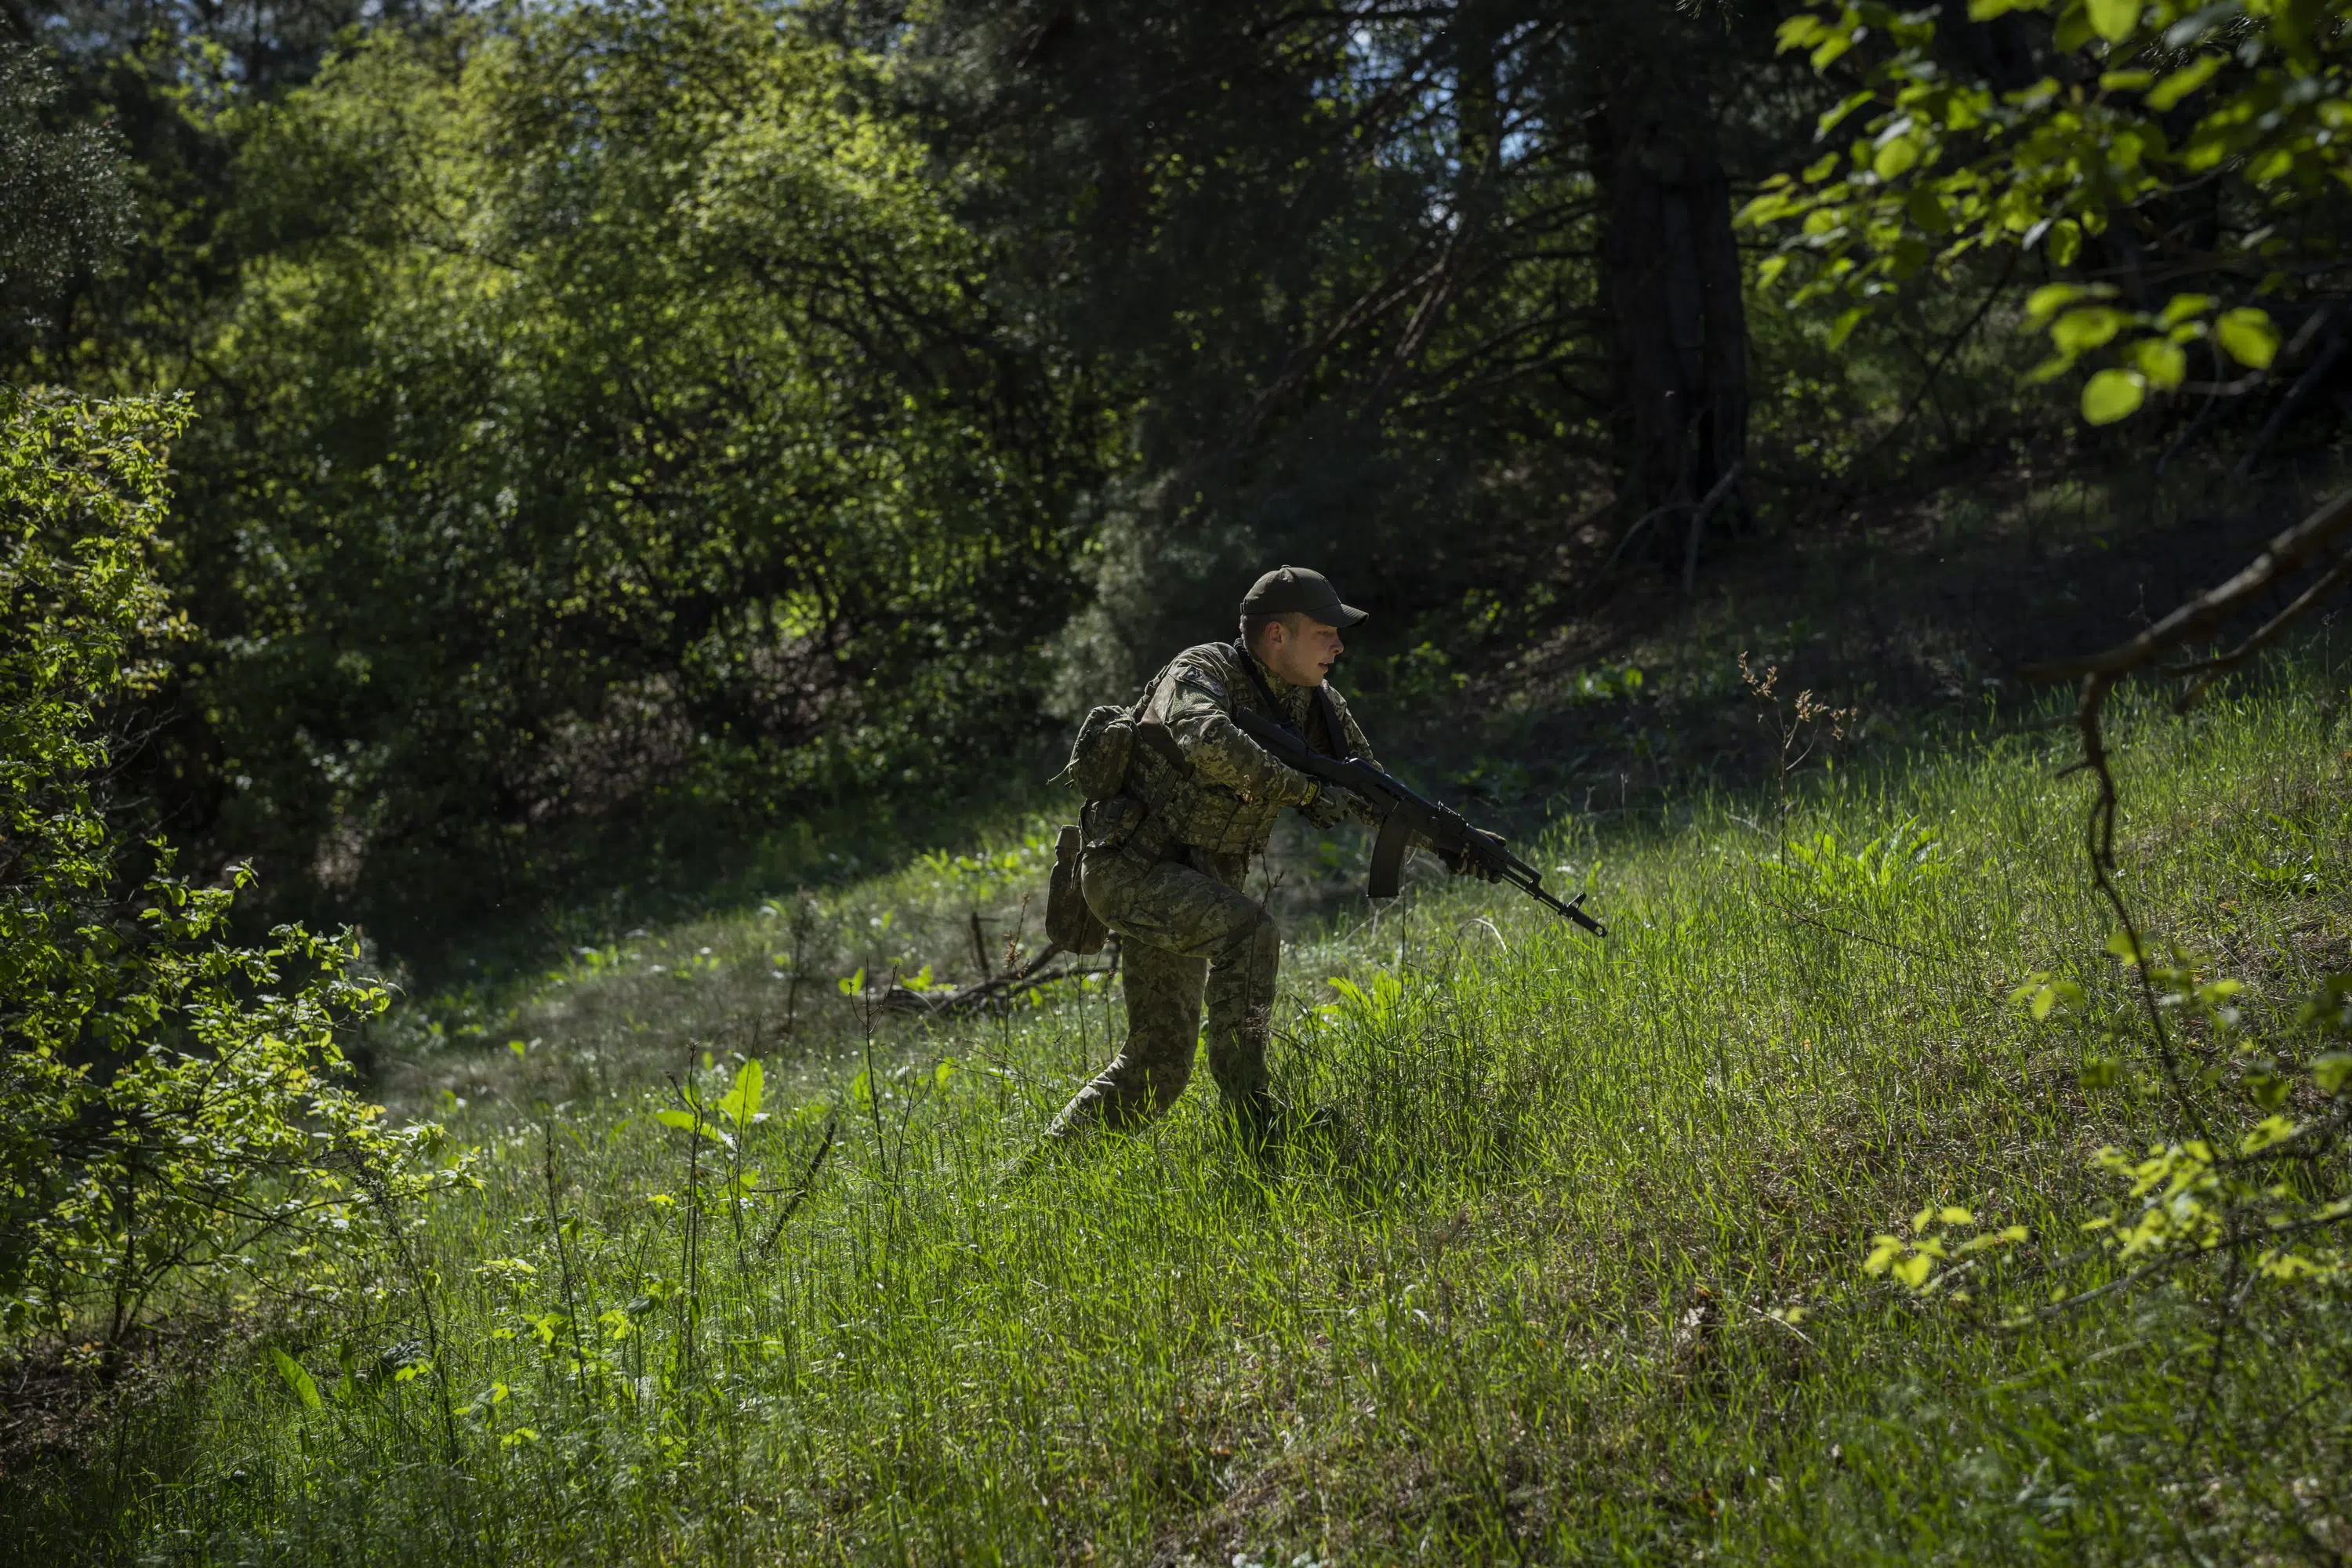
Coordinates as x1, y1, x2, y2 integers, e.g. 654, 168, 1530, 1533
13, 663, 2352, 1565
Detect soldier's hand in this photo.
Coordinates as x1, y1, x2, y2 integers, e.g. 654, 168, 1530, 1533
1443, 829, 1504, 880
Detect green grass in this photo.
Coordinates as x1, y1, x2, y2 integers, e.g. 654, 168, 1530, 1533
15, 669, 2352, 1564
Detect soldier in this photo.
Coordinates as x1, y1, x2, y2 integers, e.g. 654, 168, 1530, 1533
1044, 565, 1490, 1145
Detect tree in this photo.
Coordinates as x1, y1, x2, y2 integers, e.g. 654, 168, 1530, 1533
0, 44, 132, 357
888, 0, 1789, 694
1587, 5, 1754, 545
127, 0, 1093, 955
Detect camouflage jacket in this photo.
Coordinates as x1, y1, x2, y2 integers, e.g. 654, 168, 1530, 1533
1123, 641, 1385, 856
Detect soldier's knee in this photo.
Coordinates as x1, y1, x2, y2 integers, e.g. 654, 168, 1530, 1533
1214, 907, 1280, 972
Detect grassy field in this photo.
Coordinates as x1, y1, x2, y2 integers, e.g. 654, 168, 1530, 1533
13, 663, 2352, 1565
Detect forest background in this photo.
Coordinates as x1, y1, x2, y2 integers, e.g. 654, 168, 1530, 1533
21, 0, 2338, 978
13, 0, 2352, 1558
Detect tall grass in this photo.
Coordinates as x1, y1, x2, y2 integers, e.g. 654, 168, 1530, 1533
15, 669, 2352, 1564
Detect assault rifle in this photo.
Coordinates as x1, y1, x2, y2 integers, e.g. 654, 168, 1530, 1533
1228, 704, 1607, 938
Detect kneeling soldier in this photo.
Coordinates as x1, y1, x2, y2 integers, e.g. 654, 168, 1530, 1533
1047, 565, 1478, 1143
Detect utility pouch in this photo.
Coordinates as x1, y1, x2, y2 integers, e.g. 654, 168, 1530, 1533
1081, 793, 1146, 851
1046, 823, 1109, 955
1068, 704, 1137, 801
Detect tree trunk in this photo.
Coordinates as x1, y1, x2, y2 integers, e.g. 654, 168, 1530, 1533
1595, 39, 1748, 564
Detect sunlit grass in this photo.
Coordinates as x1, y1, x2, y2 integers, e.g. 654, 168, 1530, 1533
16, 669, 2352, 1564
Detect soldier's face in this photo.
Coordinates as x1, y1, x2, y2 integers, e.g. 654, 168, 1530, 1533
1265, 615, 1345, 687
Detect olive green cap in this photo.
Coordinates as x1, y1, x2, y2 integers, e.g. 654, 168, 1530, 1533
1240, 565, 1366, 628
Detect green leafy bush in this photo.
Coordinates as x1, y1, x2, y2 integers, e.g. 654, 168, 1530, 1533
1746, 0, 2350, 424
1, 387, 437, 1341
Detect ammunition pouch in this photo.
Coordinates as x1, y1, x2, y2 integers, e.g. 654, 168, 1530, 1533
1046, 824, 1109, 955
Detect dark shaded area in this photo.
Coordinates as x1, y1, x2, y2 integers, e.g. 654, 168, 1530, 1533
2, 0, 2350, 978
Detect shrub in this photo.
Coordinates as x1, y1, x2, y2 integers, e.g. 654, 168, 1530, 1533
0, 387, 436, 1342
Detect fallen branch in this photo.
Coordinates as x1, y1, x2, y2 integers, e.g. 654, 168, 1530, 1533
869, 942, 1116, 1017
2019, 485, 2352, 690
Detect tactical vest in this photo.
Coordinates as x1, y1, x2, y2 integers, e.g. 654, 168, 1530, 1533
1123, 643, 1338, 858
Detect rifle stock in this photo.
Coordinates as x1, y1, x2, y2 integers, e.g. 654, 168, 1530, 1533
1229, 705, 1607, 938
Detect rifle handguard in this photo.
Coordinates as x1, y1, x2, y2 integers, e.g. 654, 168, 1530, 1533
1227, 703, 1605, 938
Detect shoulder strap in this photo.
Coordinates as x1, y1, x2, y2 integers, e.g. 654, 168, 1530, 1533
1131, 659, 1189, 772
1230, 640, 1305, 740
1313, 685, 1351, 759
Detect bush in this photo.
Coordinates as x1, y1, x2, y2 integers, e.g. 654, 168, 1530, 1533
0, 387, 436, 1342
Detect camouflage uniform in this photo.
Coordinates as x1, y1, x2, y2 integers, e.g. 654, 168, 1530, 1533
1047, 641, 1383, 1137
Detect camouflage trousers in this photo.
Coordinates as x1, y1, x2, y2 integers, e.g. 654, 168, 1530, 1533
1046, 840, 1279, 1135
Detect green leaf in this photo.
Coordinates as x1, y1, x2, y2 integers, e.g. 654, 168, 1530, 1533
1775, 13, 1829, 52
2024, 283, 2089, 328
717, 1059, 764, 1127
2082, 368, 2147, 424
1828, 307, 1867, 350
1969, 0, 2054, 14
2086, 0, 2140, 42
2313, 1053, 2352, 1095
2157, 292, 2216, 329
2029, 981, 2085, 1021
2146, 53, 2223, 111
1893, 1253, 1935, 1287
1815, 92, 1875, 139
837, 967, 865, 996
2133, 337, 2187, 390
1873, 134, 1923, 180
269, 1348, 323, 1411
2105, 931, 2146, 967
653, 1109, 729, 1145
2216, 308, 2281, 369
720, 1053, 767, 1128
2049, 307, 2125, 354
1907, 188, 1952, 234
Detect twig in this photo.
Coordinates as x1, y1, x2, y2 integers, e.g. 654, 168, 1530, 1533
1757, 897, 1965, 967
2165, 549, 2352, 709
758, 1113, 838, 1258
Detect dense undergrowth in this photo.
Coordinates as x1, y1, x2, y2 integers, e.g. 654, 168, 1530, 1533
10, 663, 2352, 1564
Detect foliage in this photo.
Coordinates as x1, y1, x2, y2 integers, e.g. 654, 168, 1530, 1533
1878, 928, 2352, 1316
126, 0, 1094, 955
1744, 0, 2352, 424
0, 387, 437, 1341
0, 44, 133, 350
895, 0, 1819, 698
